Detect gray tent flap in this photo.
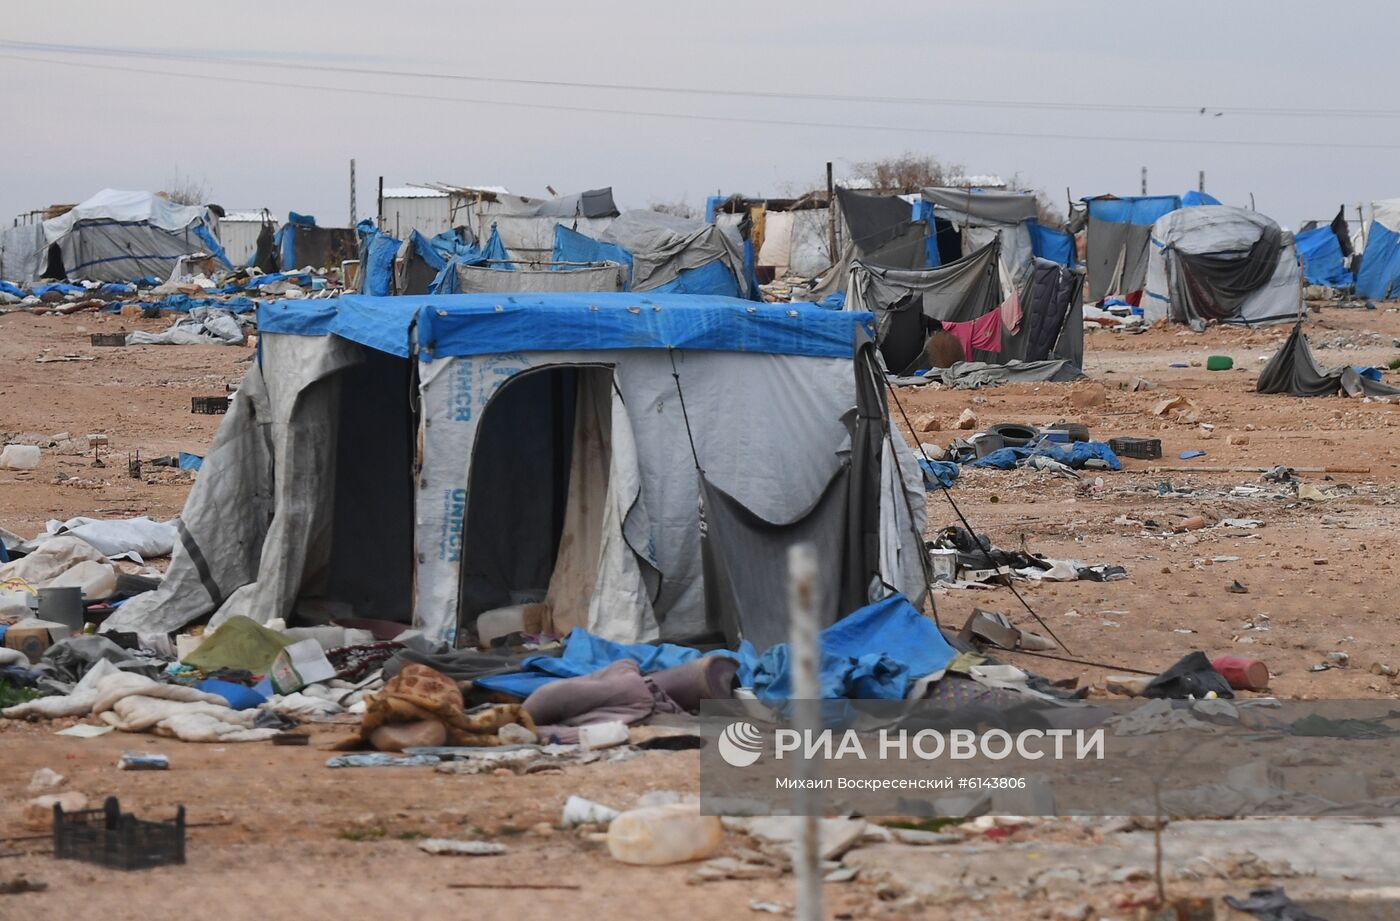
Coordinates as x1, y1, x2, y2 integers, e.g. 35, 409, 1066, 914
1257, 324, 1400, 398
601, 211, 749, 296
701, 467, 849, 651
1085, 218, 1153, 301
920, 188, 1038, 224
846, 242, 1002, 373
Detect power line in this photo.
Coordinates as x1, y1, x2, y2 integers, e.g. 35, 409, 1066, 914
2, 38, 1395, 121
6, 51, 1400, 151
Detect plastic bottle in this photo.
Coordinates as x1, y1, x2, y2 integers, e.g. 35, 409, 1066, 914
606, 804, 723, 866
0, 445, 40, 470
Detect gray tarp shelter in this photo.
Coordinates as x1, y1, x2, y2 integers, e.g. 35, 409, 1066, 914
0, 223, 45, 283
601, 211, 751, 297
1256, 323, 1400, 398
447, 262, 624, 294
41, 189, 229, 283
1144, 206, 1303, 326
845, 242, 1084, 376
102, 293, 927, 653
921, 187, 1038, 285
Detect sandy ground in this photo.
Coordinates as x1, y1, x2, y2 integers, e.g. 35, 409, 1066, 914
3, 303, 1400, 919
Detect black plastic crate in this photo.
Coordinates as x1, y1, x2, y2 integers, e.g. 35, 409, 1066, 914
90, 333, 128, 347
1108, 436, 1163, 460
191, 396, 229, 415
54, 797, 185, 871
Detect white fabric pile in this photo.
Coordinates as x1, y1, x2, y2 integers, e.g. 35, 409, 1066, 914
2, 661, 277, 742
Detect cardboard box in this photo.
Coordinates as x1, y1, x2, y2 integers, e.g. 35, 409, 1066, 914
6, 626, 52, 663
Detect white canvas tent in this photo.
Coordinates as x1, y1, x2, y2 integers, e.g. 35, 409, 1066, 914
41, 189, 228, 282
1143, 206, 1302, 326
103, 293, 927, 652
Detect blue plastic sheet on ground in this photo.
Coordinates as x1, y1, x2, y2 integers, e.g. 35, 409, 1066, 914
473, 629, 736, 699
0, 280, 23, 298
1356, 366, 1383, 381
737, 593, 956, 702
106, 294, 257, 314
968, 440, 1123, 472
1179, 449, 1207, 460
178, 452, 203, 471
918, 458, 959, 489
194, 678, 266, 710
32, 282, 85, 297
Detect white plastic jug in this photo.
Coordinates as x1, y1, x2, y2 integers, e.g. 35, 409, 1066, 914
606, 804, 723, 866
0, 445, 40, 470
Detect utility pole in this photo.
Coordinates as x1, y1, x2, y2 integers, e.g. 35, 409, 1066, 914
349, 159, 357, 224
1198, 170, 1205, 194
377, 176, 385, 231
1140, 166, 1147, 196
825, 161, 837, 264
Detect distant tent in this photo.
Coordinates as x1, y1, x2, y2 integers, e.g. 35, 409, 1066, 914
356, 221, 401, 296
553, 224, 634, 286
274, 213, 357, 272
0, 223, 46, 283
479, 188, 619, 263
834, 188, 926, 268
1295, 215, 1354, 289
1257, 323, 1400, 397
41, 189, 231, 283
1181, 190, 1222, 207
1081, 195, 1183, 301
845, 241, 1083, 375
100, 293, 926, 652
398, 229, 481, 295
599, 211, 752, 298
1356, 200, 1400, 299
921, 188, 1041, 283
435, 261, 624, 294
1143, 206, 1302, 326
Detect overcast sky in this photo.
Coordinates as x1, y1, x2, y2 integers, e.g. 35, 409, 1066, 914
3, 1, 1395, 230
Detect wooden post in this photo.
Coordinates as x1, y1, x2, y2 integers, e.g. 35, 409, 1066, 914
376, 176, 384, 230
826, 161, 837, 264
1140, 166, 1147, 195
788, 544, 822, 921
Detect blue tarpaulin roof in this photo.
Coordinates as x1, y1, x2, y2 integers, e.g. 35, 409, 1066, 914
1085, 195, 1183, 226
258, 293, 874, 360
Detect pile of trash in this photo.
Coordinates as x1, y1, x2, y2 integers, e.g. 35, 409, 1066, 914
0, 262, 340, 321
915, 418, 1122, 488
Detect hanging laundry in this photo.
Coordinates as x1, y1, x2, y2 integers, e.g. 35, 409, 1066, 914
998, 287, 1023, 334
944, 309, 1003, 356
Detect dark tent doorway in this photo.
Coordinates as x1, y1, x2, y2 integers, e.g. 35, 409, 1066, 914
456, 365, 617, 643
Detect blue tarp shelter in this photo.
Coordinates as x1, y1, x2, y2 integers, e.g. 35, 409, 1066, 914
1296, 225, 1353, 289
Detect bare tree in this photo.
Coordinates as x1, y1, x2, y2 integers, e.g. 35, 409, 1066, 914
1007, 173, 1065, 227
848, 152, 964, 194
162, 169, 211, 206
650, 199, 697, 221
